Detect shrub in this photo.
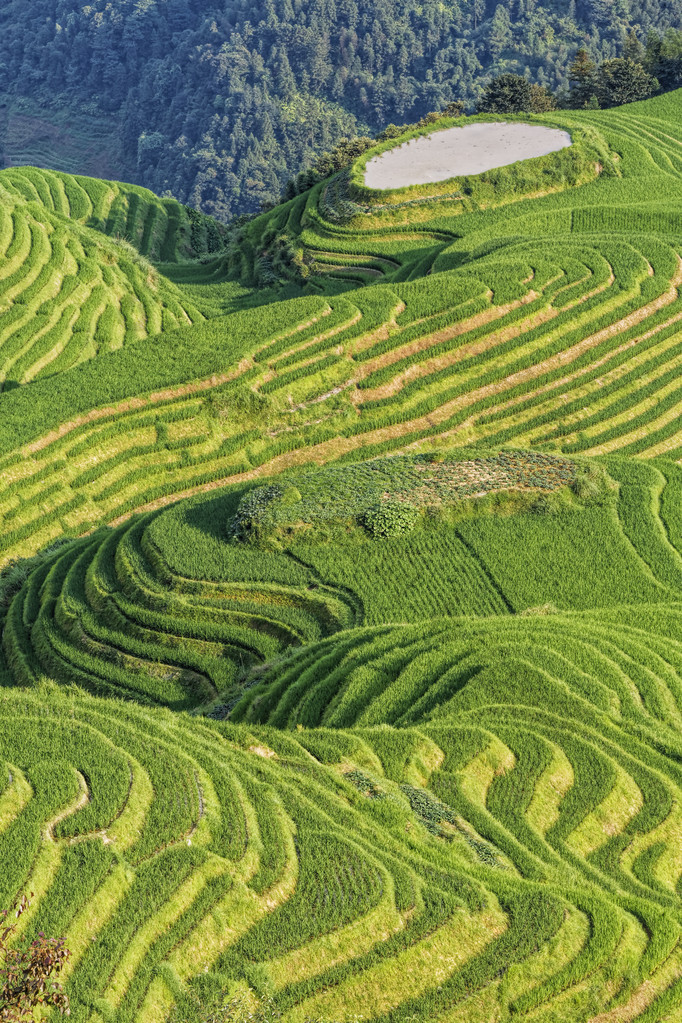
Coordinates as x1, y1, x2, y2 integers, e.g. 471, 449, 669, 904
478, 73, 532, 113
229, 483, 302, 544
229, 484, 285, 544
362, 500, 419, 539
0, 893, 71, 1022
571, 475, 602, 501
279, 486, 302, 506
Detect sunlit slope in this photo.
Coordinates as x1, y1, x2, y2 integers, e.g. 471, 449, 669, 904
5, 458, 682, 1020
3, 457, 682, 1023
0, 166, 224, 260
5, 452, 682, 710
230, 91, 682, 456
5, 636, 682, 1022
0, 166, 227, 388
269, 227, 682, 465
2, 95, 682, 565
7, 92, 682, 1023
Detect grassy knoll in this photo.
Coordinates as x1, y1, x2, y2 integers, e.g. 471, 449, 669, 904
6, 90, 682, 1022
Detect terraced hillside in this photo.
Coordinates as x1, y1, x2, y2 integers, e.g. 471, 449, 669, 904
0, 165, 228, 388
2, 450, 680, 706
5, 96, 682, 573
6, 91, 682, 1023
2, 452, 682, 1021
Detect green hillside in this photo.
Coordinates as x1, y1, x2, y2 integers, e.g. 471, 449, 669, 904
0, 166, 232, 388
6, 92, 682, 1022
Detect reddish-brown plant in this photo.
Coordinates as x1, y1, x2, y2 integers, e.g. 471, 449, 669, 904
0, 894, 70, 1022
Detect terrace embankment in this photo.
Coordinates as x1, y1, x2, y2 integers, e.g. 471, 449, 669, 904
5, 92, 682, 1023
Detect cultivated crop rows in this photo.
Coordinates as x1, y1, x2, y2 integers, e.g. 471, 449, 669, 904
7, 597, 682, 1022
4, 223, 682, 563
1, 509, 359, 710
5, 93, 682, 1023
0, 166, 217, 260
4, 452, 681, 711
0, 166, 222, 388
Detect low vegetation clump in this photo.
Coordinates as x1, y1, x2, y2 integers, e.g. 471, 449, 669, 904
0, 893, 70, 1021
361, 500, 420, 539
227, 451, 591, 547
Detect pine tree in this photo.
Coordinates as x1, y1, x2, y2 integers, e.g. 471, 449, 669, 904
596, 58, 657, 106
530, 82, 556, 111
489, 4, 512, 58
623, 29, 644, 64
568, 47, 597, 107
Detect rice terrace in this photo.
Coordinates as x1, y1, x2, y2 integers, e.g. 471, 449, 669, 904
10, 72, 682, 1023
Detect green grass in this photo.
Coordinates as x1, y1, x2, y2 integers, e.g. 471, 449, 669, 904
7, 88, 682, 1023
4, 450, 682, 1018
0, 167, 221, 387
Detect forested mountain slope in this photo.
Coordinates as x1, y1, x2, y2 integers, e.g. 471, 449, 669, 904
1, 0, 682, 218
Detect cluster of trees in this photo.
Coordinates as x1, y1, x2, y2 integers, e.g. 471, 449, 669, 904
0, 1, 681, 219
480, 30, 682, 115
565, 30, 681, 107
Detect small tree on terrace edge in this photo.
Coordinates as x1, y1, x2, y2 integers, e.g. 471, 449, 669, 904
568, 48, 597, 107
479, 74, 557, 114
0, 894, 71, 1021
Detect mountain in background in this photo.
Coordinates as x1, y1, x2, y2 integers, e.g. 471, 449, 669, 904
1, 0, 681, 220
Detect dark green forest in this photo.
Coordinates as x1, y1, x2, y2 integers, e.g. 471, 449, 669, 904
2, 0, 682, 219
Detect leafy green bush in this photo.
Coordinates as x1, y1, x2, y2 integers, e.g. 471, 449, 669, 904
279, 485, 302, 506
362, 500, 419, 539
228, 484, 287, 545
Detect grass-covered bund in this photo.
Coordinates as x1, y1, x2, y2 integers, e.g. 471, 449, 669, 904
6, 90, 682, 1021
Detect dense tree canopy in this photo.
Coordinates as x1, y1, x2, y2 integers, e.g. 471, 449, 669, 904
0, 0, 681, 219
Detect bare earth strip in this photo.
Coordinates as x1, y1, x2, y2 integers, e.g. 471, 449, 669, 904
481, 303, 682, 427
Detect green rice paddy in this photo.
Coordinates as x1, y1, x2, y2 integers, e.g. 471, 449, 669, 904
4, 91, 682, 1022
